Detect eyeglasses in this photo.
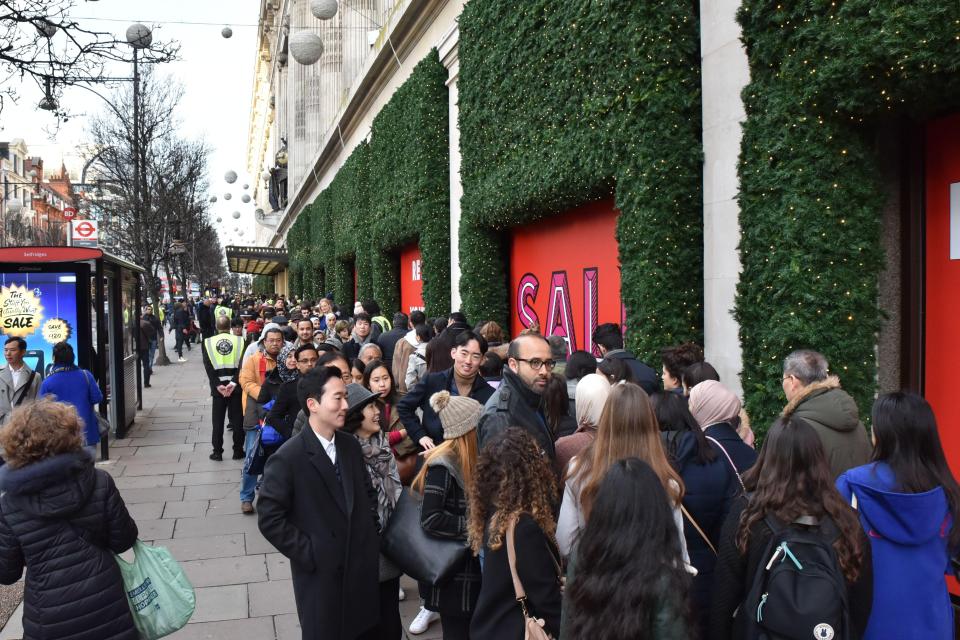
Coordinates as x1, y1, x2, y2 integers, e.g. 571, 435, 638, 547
515, 357, 557, 371
298, 358, 319, 365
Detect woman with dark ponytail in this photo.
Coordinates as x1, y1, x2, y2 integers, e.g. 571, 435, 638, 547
562, 457, 692, 640
709, 415, 872, 640
837, 392, 960, 639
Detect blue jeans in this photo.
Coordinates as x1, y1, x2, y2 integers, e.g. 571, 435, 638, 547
240, 429, 260, 503
147, 339, 157, 368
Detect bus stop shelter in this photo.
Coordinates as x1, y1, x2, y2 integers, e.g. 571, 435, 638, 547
0, 246, 144, 458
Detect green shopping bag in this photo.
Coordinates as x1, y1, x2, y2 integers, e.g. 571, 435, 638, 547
114, 540, 196, 639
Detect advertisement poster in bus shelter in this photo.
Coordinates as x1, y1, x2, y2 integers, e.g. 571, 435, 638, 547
0, 271, 80, 379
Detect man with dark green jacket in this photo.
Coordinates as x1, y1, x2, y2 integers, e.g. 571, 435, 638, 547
780, 349, 871, 478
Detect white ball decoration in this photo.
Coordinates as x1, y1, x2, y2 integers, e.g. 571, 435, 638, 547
223, 193, 232, 200
241, 194, 251, 203
310, 0, 338, 20
216, 217, 222, 222
242, 184, 249, 190
232, 211, 241, 219
289, 31, 323, 65
224, 170, 238, 184
126, 23, 153, 49
238, 230, 245, 237
209, 195, 217, 203
221, 26, 233, 39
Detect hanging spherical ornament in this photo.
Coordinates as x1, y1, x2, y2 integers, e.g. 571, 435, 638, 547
242, 184, 249, 190
232, 211, 241, 219
209, 195, 217, 203
289, 31, 323, 65
126, 23, 153, 49
223, 193, 232, 200
216, 217, 222, 223
224, 170, 238, 184
241, 194, 251, 203
221, 26, 233, 39
310, 0, 338, 20
255, 208, 264, 216
238, 230, 245, 237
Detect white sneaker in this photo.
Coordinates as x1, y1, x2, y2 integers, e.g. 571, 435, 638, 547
408, 607, 439, 635
178, 357, 187, 362
398, 586, 406, 601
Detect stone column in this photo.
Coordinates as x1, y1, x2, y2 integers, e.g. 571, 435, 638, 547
701, 0, 750, 396
438, 25, 461, 311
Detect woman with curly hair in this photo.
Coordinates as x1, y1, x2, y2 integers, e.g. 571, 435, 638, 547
562, 458, 692, 640
709, 415, 873, 640
468, 428, 562, 640
556, 382, 687, 561
0, 399, 139, 640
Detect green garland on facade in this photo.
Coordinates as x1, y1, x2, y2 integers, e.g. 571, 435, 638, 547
457, 0, 703, 360
736, 1, 960, 434
252, 274, 273, 296
284, 50, 450, 316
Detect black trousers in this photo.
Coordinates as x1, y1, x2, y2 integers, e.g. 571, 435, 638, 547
357, 576, 401, 640
211, 390, 243, 455
441, 614, 471, 640
139, 349, 151, 386
174, 330, 186, 357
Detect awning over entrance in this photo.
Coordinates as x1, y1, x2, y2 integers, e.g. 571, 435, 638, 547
225, 245, 288, 275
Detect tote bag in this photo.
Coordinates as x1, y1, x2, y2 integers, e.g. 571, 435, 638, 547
115, 540, 196, 639
381, 487, 471, 585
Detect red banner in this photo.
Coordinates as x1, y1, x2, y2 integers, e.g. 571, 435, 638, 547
399, 244, 425, 314
509, 198, 622, 355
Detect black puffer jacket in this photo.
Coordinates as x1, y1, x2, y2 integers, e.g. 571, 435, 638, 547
0, 451, 139, 640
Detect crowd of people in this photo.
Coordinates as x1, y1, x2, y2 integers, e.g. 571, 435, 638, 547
0, 288, 956, 640
193, 292, 958, 640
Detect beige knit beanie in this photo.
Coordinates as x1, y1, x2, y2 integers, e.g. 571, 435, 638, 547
430, 391, 482, 440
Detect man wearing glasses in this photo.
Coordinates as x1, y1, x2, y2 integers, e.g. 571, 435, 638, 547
477, 333, 557, 460
397, 330, 494, 451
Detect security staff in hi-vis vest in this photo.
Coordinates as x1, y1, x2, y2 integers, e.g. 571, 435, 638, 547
202, 315, 245, 461
214, 299, 234, 323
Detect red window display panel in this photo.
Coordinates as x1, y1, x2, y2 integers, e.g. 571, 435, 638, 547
924, 113, 960, 595
509, 198, 622, 355
400, 244, 425, 314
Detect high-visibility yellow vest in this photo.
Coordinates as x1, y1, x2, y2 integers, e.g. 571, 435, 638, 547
214, 305, 234, 321
203, 333, 244, 383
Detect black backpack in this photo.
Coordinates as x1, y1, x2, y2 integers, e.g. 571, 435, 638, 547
736, 515, 851, 640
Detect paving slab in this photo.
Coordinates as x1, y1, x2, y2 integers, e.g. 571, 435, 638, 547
265, 553, 290, 581
134, 518, 176, 541
206, 498, 244, 516
183, 482, 238, 501
117, 486, 185, 503
179, 555, 268, 588
248, 579, 297, 617
245, 532, 277, 555
131, 443, 197, 456
172, 470, 240, 486
187, 585, 249, 623
274, 613, 301, 640
125, 501, 165, 520
162, 500, 209, 519
186, 459, 245, 473
114, 474, 174, 489
150, 534, 246, 561
121, 461, 191, 476
167, 616, 275, 640
173, 513, 262, 539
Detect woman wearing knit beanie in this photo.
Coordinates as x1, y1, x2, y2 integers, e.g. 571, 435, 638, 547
411, 391, 483, 639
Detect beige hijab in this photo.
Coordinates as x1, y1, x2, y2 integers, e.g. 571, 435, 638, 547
688, 380, 741, 429
575, 373, 612, 427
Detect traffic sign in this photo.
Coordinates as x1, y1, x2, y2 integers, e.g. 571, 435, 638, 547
70, 219, 99, 248
63, 206, 77, 220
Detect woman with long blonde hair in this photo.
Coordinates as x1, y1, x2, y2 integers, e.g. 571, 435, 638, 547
556, 382, 688, 561
410, 391, 483, 640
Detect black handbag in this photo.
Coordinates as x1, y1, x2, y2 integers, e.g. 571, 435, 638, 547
381, 487, 471, 585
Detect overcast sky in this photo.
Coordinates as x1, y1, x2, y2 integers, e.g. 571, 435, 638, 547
0, 0, 262, 247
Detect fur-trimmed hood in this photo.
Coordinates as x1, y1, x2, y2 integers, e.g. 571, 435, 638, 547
782, 375, 859, 433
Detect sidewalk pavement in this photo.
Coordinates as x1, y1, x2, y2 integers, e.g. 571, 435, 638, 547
0, 338, 443, 640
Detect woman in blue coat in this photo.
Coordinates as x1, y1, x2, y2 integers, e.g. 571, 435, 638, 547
39, 342, 103, 454
836, 391, 960, 640
651, 391, 739, 637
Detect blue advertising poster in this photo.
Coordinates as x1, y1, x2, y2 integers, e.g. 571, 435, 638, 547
0, 271, 80, 379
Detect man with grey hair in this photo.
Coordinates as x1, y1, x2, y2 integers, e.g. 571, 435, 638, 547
357, 343, 382, 366
780, 349, 871, 478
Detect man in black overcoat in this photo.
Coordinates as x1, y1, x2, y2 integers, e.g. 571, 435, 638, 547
257, 365, 381, 639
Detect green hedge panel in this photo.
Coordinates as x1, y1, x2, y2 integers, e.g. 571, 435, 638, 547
457, 0, 703, 359
736, 1, 960, 435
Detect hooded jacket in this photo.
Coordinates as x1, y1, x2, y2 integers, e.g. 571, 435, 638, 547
837, 462, 954, 639
0, 452, 139, 640
782, 376, 871, 478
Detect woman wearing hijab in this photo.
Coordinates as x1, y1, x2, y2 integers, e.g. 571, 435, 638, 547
554, 373, 611, 474
343, 383, 403, 640
687, 380, 757, 477
263, 344, 313, 439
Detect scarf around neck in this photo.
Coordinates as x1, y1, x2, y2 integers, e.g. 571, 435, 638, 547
358, 431, 401, 526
